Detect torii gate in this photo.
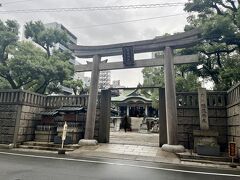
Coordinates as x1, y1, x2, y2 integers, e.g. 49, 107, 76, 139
70, 29, 201, 152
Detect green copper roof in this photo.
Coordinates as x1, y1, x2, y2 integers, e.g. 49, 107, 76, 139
111, 89, 152, 102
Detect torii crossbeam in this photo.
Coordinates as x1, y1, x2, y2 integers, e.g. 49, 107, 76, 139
74, 54, 199, 72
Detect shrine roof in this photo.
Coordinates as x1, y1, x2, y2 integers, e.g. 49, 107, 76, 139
111, 89, 152, 102
40, 111, 58, 116
56, 106, 85, 112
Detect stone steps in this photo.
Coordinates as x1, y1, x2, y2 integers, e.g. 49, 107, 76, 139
177, 152, 233, 162
180, 158, 237, 166
179, 153, 240, 167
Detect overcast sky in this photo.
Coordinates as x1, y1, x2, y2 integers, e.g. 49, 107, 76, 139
1, 0, 190, 87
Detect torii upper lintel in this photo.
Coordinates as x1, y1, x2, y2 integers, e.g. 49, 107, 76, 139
70, 29, 202, 58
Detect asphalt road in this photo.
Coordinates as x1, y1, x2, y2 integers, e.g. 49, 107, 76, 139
0, 151, 239, 180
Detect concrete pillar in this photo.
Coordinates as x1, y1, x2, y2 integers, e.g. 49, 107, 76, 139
99, 90, 111, 143
13, 91, 24, 147
164, 47, 177, 145
145, 105, 148, 116
159, 88, 167, 147
84, 55, 101, 139
126, 105, 129, 116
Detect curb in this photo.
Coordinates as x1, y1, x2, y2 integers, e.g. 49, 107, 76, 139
0, 144, 14, 149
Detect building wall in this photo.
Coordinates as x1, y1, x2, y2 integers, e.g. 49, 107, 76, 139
99, 70, 111, 89
0, 87, 238, 156
227, 83, 240, 157
0, 104, 19, 144
44, 22, 77, 45
0, 90, 46, 145
17, 105, 45, 143
0, 90, 90, 145
176, 92, 228, 151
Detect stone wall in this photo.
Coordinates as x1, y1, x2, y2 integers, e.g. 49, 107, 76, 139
0, 90, 90, 145
176, 92, 228, 151
0, 90, 105, 145
227, 83, 240, 157
0, 104, 19, 144
17, 105, 45, 143
16, 92, 46, 144
1, 87, 238, 153
0, 90, 47, 145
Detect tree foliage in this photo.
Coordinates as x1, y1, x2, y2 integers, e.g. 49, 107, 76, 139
0, 20, 19, 63
0, 77, 11, 89
63, 79, 83, 95
0, 20, 74, 94
24, 21, 68, 57
142, 65, 201, 108
0, 20, 19, 88
23, 48, 74, 94
184, 0, 240, 90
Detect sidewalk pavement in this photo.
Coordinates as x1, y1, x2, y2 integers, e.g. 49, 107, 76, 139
67, 143, 240, 170
69, 143, 180, 164
5, 142, 239, 170
3, 130, 239, 170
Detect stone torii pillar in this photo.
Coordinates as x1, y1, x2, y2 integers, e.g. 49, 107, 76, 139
79, 55, 101, 146
162, 47, 185, 153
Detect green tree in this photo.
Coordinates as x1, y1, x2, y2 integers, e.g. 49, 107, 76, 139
141, 65, 200, 108
24, 21, 68, 57
0, 40, 73, 93
23, 21, 74, 94
184, 0, 240, 90
24, 49, 74, 94
0, 77, 11, 89
63, 79, 83, 95
0, 20, 19, 88
1, 41, 47, 90
0, 20, 74, 94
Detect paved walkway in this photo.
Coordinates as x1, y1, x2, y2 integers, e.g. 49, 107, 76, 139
69, 143, 180, 164
110, 131, 159, 147
68, 131, 240, 169
69, 131, 178, 163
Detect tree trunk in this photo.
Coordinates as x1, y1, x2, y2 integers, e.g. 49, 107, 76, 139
216, 52, 222, 68
5, 74, 18, 89
35, 81, 49, 94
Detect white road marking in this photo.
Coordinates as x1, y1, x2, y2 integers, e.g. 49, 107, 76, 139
0, 151, 239, 177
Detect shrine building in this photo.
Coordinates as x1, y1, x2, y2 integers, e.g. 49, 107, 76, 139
111, 89, 158, 117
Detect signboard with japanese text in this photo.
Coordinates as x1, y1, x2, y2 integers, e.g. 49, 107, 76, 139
229, 142, 237, 157
198, 88, 209, 130
122, 46, 134, 66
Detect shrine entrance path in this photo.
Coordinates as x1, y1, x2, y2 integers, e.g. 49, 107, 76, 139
109, 117, 159, 147
110, 131, 159, 147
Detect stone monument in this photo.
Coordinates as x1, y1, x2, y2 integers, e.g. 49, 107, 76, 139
193, 88, 220, 156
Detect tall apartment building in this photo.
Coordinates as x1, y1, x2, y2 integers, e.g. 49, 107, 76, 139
44, 22, 78, 64
44, 22, 78, 94
73, 61, 84, 82
112, 80, 121, 88
111, 80, 125, 88
45, 23, 94, 89
99, 71, 111, 90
